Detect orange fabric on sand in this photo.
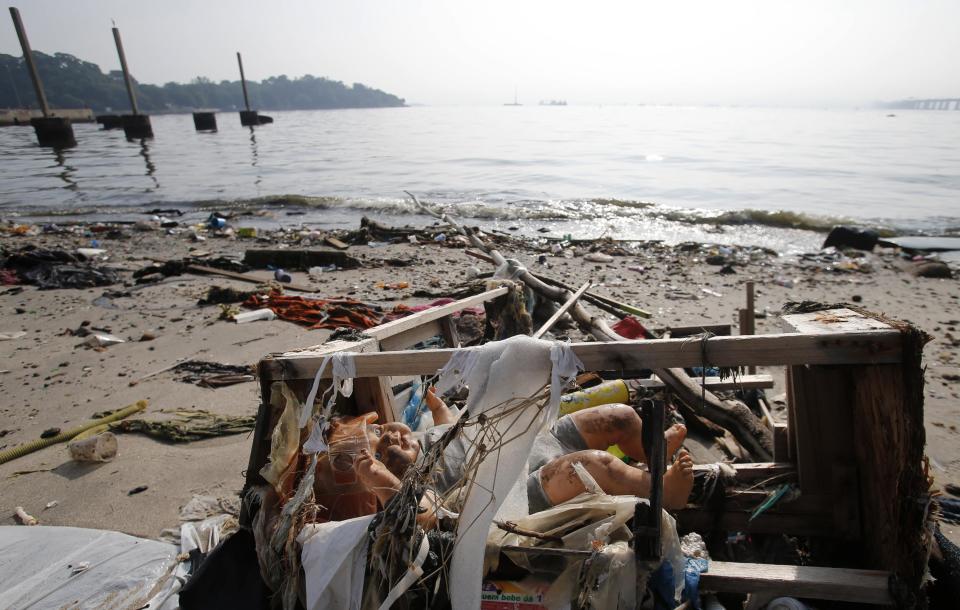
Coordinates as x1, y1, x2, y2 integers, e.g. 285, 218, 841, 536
244, 293, 415, 330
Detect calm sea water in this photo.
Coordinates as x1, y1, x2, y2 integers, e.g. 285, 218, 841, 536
1, 106, 958, 252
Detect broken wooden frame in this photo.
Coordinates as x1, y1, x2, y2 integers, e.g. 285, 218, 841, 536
247, 306, 928, 606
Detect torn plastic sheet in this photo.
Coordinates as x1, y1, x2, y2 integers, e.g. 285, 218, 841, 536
260, 382, 303, 492
437, 335, 583, 610
0, 525, 187, 610
298, 515, 375, 610
299, 352, 357, 453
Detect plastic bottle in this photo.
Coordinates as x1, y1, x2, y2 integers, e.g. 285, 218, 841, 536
560, 379, 630, 416
274, 269, 292, 283
234, 309, 277, 323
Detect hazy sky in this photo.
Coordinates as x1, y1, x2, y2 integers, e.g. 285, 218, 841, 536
2, 0, 958, 106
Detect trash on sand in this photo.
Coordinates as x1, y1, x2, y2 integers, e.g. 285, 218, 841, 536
701, 287, 723, 298
243, 293, 416, 330
0, 331, 26, 340
0, 400, 146, 466
2, 247, 121, 289
308, 265, 338, 276
85, 333, 126, 348
234, 308, 277, 324
40, 428, 61, 439
236, 227, 257, 238
273, 269, 292, 283
584, 252, 614, 263
110, 409, 256, 442
133, 256, 249, 283
171, 360, 255, 388
324, 236, 349, 250
44, 501, 58, 510
375, 281, 409, 290
70, 561, 91, 576
243, 248, 361, 270
76, 248, 106, 258
822, 226, 879, 251
198, 285, 262, 306
128, 485, 149, 496
912, 261, 952, 279
68, 431, 119, 462
14, 506, 38, 525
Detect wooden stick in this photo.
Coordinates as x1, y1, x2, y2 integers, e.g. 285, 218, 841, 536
532, 281, 591, 339
186, 264, 319, 293
463, 249, 650, 319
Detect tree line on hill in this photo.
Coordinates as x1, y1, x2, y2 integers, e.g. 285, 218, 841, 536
0, 51, 405, 112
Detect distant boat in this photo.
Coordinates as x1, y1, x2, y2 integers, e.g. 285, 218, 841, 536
504, 87, 522, 106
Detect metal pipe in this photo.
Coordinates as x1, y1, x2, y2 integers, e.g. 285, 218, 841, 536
8, 7, 50, 116
112, 26, 140, 115
237, 52, 251, 111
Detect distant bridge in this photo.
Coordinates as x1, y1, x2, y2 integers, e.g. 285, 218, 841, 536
884, 98, 960, 110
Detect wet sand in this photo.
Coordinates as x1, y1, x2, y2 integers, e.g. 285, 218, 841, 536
1, 223, 958, 543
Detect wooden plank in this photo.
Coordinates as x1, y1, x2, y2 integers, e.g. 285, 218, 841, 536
439, 315, 460, 348
532, 281, 591, 339
782, 308, 891, 334
677, 509, 833, 537
640, 374, 774, 391
261, 330, 902, 381
379, 319, 443, 352
773, 422, 790, 461
694, 462, 795, 481
652, 324, 731, 337
699, 561, 893, 605
187, 264, 319, 293
353, 376, 395, 423
789, 365, 854, 495
364, 287, 507, 341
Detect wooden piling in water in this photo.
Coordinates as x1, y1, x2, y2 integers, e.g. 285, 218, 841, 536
236, 52, 272, 126
9, 7, 75, 147
112, 25, 152, 139
192, 111, 217, 131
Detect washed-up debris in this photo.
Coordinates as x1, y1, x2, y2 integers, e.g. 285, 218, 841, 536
14, 506, 38, 526
171, 360, 255, 388
2, 247, 121, 289
67, 432, 118, 462
128, 485, 149, 496
198, 285, 262, 305
0, 401, 146, 466
243, 248, 361, 270
234, 308, 277, 324
44, 501, 58, 510
40, 428, 61, 439
84, 333, 125, 348
133, 256, 249, 283
912, 261, 952, 278
244, 292, 415, 330
0, 331, 26, 340
584, 252, 614, 263
110, 409, 256, 442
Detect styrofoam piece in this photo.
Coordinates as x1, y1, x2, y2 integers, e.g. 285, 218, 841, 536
0, 525, 186, 609
234, 308, 277, 323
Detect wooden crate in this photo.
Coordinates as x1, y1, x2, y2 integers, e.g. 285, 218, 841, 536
247, 306, 929, 606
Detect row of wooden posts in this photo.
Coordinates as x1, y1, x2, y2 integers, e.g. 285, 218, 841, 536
8, 7, 271, 148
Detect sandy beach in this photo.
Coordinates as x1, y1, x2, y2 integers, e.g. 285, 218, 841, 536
1, 220, 958, 544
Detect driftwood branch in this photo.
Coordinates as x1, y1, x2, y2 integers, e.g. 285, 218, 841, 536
405, 192, 773, 461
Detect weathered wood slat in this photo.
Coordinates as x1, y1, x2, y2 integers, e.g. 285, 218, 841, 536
364, 287, 508, 340
640, 374, 774, 391
261, 330, 902, 380
699, 561, 893, 605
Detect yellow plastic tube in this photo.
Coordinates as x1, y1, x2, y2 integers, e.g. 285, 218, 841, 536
559, 379, 629, 416
0, 400, 147, 465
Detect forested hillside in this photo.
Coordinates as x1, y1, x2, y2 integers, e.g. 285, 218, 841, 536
0, 51, 405, 112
